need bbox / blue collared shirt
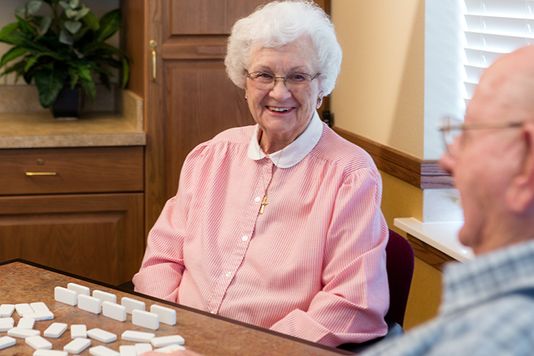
[363,240,534,356]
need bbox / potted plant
[0,0,129,117]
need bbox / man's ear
[506,122,534,212]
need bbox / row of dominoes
[1,326,185,354]
[54,283,176,330]
[0,302,54,321]
[0,282,185,354]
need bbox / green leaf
[64,20,81,34]
[121,56,129,88]
[95,9,120,43]
[26,0,44,16]
[77,64,92,82]
[82,11,99,31]
[75,7,89,21]
[16,16,38,36]
[34,67,66,107]
[65,9,77,19]
[68,67,79,87]
[37,16,52,36]
[59,29,73,45]
[1,62,28,84]
[24,55,41,72]
[0,47,27,67]
[0,23,22,45]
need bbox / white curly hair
[225,0,342,96]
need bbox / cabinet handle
[25,172,57,177]
[150,40,157,81]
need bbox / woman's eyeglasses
[245,70,320,91]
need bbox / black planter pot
[51,86,83,118]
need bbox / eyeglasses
[439,116,525,150]
[245,70,320,91]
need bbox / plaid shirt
[364,240,534,356]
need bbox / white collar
[247,111,323,168]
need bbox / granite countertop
[0,90,146,149]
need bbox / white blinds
[463,0,534,101]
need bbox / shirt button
[225,271,232,278]
[241,235,249,242]
[254,196,261,203]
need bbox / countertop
[0,90,145,149]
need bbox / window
[423,0,534,223]
[463,0,534,104]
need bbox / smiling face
[244,37,322,153]
[439,60,530,253]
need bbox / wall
[330,0,442,330]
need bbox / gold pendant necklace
[259,193,269,214]
[257,134,284,215]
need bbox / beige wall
[331,0,425,159]
[331,0,442,329]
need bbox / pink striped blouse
[133,114,389,346]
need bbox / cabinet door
[0,193,144,285]
[144,0,330,231]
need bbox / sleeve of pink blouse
[270,167,389,346]
[131,196,185,302]
[131,149,199,302]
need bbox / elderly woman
[133,0,389,347]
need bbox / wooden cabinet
[124,0,330,233]
[0,146,144,285]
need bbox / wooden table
[0,260,348,355]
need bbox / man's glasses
[438,116,525,150]
[245,70,320,91]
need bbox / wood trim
[405,234,453,271]
[333,127,453,189]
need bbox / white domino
[92,290,117,304]
[17,317,36,329]
[0,317,14,332]
[121,330,155,343]
[102,301,126,322]
[54,286,77,306]
[78,294,102,314]
[150,335,185,348]
[15,303,33,317]
[87,328,117,343]
[67,282,90,296]
[7,327,40,338]
[89,345,120,356]
[30,302,51,314]
[121,297,145,314]
[44,322,68,338]
[119,345,136,356]
[26,335,52,350]
[0,336,16,350]
[0,304,14,317]
[150,304,177,326]
[64,338,91,354]
[135,343,153,353]
[34,350,69,356]
[132,309,159,330]
[154,344,186,353]
[71,324,87,339]
[29,302,54,321]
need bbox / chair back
[384,228,414,327]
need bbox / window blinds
[463,0,534,101]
